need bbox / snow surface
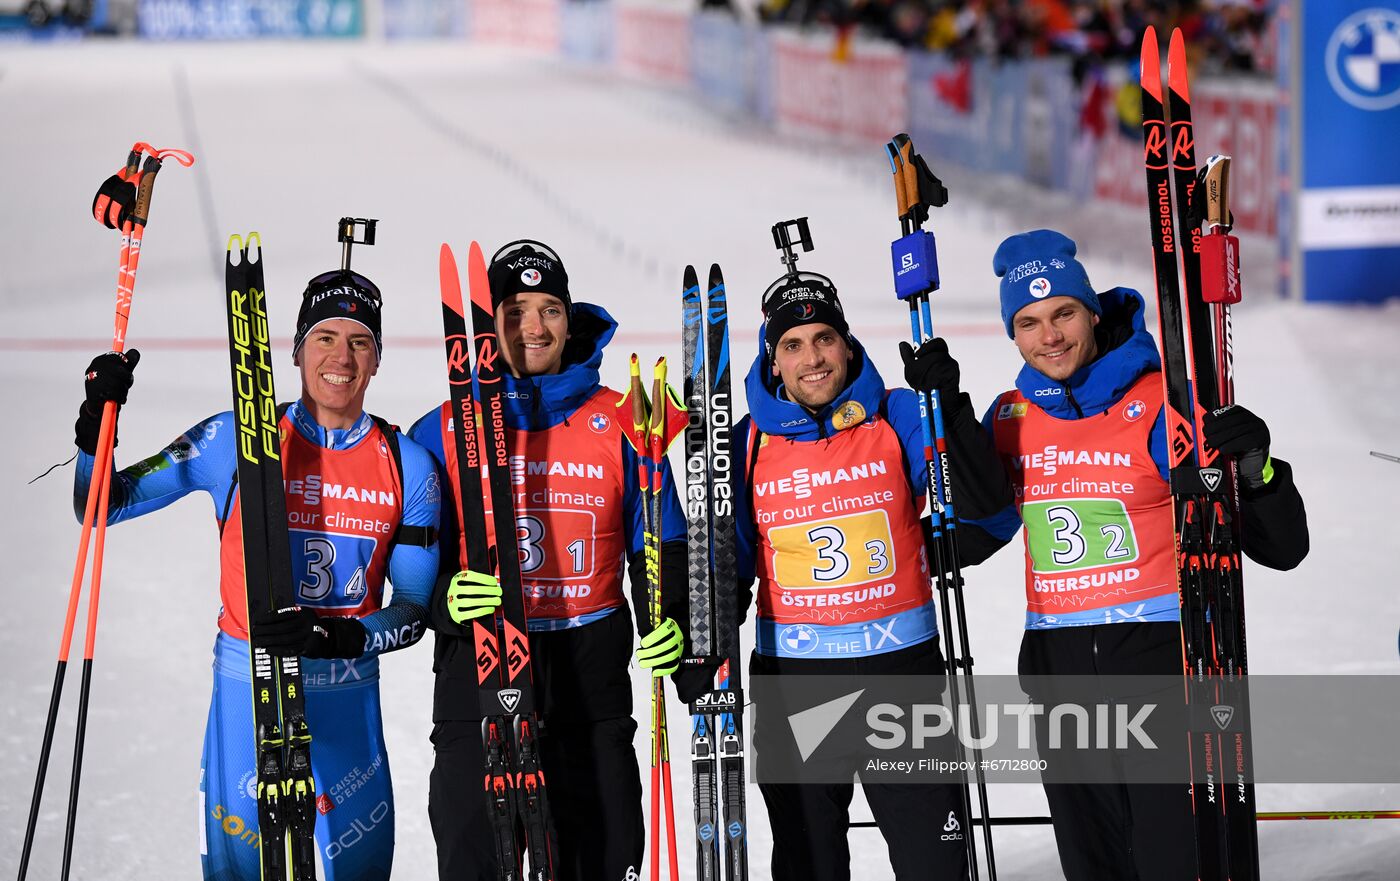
[1,40,1397,881]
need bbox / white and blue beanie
[993,229,1100,338]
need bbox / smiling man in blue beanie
[900,228,1310,879]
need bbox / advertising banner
[1193,81,1278,237]
[138,0,361,38]
[614,3,690,83]
[470,0,559,50]
[770,30,906,144]
[383,0,463,38]
[907,55,1073,184]
[560,0,611,63]
[907,52,981,170]
[1296,1,1400,301]
[692,10,754,115]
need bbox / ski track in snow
[1,41,1397,881]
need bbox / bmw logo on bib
[780,624,819,655]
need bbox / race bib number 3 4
[289,529,378,608]
[1023,498,1139,574]
[769,511,896,589]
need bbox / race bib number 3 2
[1023,498,1139,574]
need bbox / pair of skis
[223,236,319,881]
[883,134,997,880]
[439,242,555,881]
[1140,27,1256,881]
[680,264,748,881]
[618,353,686,881]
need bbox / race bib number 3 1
[769,511,896,589]
[1023,498,1139,574]
[515,508,597,581]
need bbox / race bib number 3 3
[769,511,896,589]
[1023,498,1139,574]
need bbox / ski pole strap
[130,143,195,166]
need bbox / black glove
[899,338,960,399]
[673,659,723,705]
[75,349,140,455]
[1202,404,1271,492]
[92,171,138,230]
[250,607,367,660]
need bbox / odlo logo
[941,810,964,841]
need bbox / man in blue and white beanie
[899,225,1310,881]
[993,228,1102,339]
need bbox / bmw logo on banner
[1326,9,1400,111]
[1294,3,1400,302]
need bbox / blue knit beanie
[992,229,1100,337]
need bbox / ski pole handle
[887,134,912,222]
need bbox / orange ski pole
[17,143,191,881]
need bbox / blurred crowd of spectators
[749,0,1277,75]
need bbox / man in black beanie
[728,262,1012,881]
[410,238,704,881]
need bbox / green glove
[446,570,503,625]
[636,617,684,677]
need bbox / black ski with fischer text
[224,234,318,881]
[439,242,555,881]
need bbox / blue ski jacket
[74,400,441,678]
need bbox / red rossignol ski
[1140,27,1258,881]
[440,242,555,881]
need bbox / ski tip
[1168,28,1190,101]
[226,233,243,256]
[708,263,724,284]
[246,232,261,264]
[630,352,641,374]
[465,240,490,309]
[684,263,699,288]
[1140,27,1161,100]
[439,242,458,275]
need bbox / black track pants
[429,716,644,881]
